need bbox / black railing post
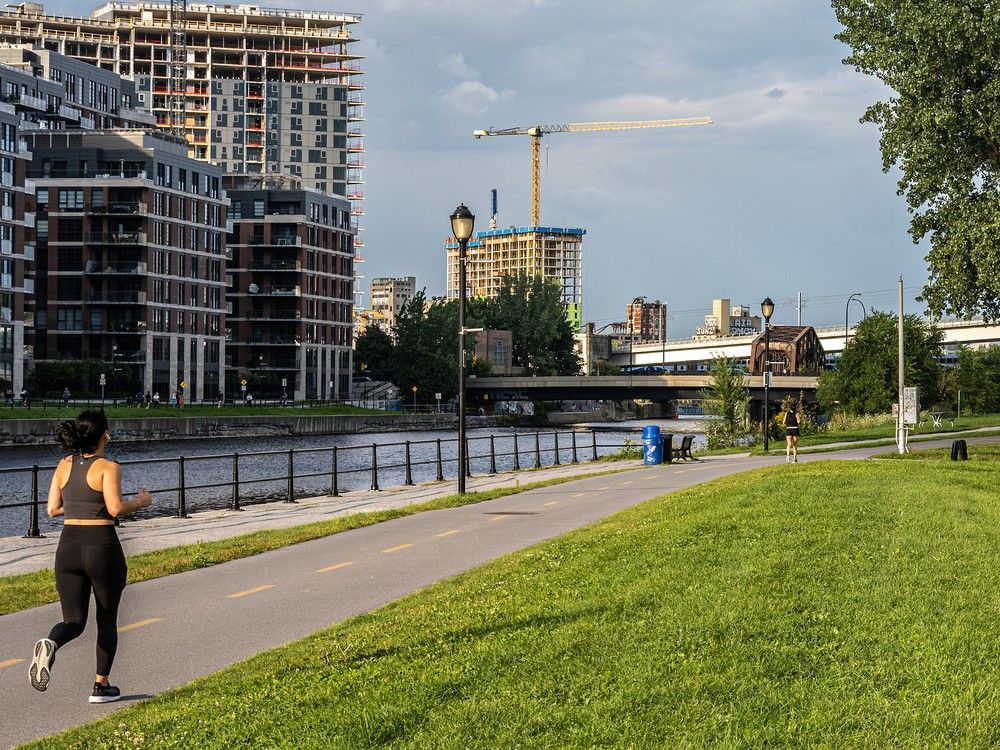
[24,465,42,539]
[571,431,578,463]
[330,446,340,497]
[553,431,561,465]
[489,435,497,474]
[370,443,380,491]
[284,449,296,503]
[592,430,598,461]
[513,433,520,470]
[534,432,542,469]
[231,452,242,511]
[177,456,188,518]
[435,439,444,481]
[404,441,414,485]
[465,437,472,477]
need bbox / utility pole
[897,276,907,454]
[797,291,803,326]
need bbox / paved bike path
[0,441,980,748]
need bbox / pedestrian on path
[28,409,153,703]
[783,401,800,463]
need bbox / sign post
[435,392,442,413]
[412,385,418,414]
[99,373,106,404]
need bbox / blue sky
[56,0,931,335]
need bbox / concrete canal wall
[0,413,498,446]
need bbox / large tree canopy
[817,311,942,414]
[833,0,1000,319]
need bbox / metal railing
[6,429,649,539]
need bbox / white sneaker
[29,638,57,692]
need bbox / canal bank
[0,412,499,446]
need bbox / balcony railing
[246,261,302,271]
[246,235,302,246]
[247,285,301,297]
[86,291,148,304]
[87,232,147,245]
[83,322,145,333]
[237,310,302,320]
[84,261,148,275]
[89,202,148,216]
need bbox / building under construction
[445,225,585,331]
[0,1,368,300]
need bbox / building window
[58,189,84,210]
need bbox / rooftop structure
[445,225,585,331]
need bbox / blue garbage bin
[642,425,663,465]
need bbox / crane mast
[168,0,188,141]
[474,117,712,226]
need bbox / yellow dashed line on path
[436,529,461,538]
[645,475,659,480]
[316,561,355,573]
[117,618,163,633]
[227,585,275,599]
[597,486,610,491]
[572,492,585,498]
[544,501,559,507]
[381,543,413,553]
[622,481,633,486]
[489,515,510,523]
[0,658,25,669]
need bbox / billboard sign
[903,387,919,425]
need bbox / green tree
[354,325,394,380]
[833,1,1000,319]
[701,356,751,449]
[955,344,1000,413]
[479,274,580,375]
[817,311,942,414]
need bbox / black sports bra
[62,455,114,521]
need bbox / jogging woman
[29,409,152,703]
[783,402,800,463]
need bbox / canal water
[0,419,705,538]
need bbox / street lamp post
[451,203,475,494]
[845,293,866,342]
[760,297,774,452]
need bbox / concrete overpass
[467,374,819,402]
[612,318,1000,370]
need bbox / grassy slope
[25,459,1000,749]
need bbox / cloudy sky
[60,0,930,335]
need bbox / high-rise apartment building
[226,185,354,400]
[624,297,667,343]
[28,129,227,401]
[369,276,415,337]
[0,105,33,394]
[445,226,585,330]
[0,2,365,353]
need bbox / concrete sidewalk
[0,457,651,577]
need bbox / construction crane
[474,117,713,226]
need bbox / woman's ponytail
[55,409,109,454]
[55,420,80,453]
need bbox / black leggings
[49,525,128,676]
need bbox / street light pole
[845,293,866,343]
[761,296,774,452]
[451,203,475,494]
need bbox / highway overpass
[467,374,819,402]
[612,318,1000,370]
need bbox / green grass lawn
[882,442,1000,462]
[0,403,390,420]
[25,458,1000,749]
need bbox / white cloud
[441,80,515,115]
[439,52,479,81]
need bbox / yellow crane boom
[474,117,713,226]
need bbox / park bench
[672,434,696,462]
